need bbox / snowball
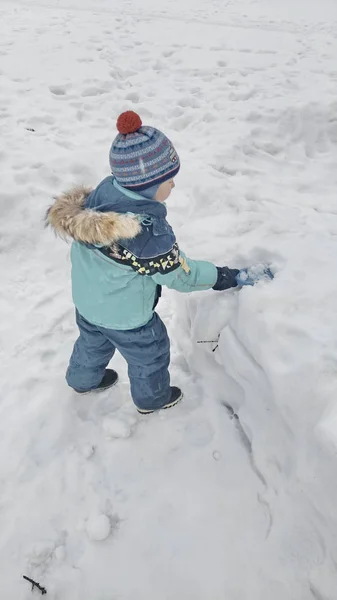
[86,515,111,542]
[103,418,132,439]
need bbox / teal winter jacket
[47,177,218,330]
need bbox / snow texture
[1,0,337,598]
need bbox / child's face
[155,179,175,202]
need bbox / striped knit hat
[109,111,180,191]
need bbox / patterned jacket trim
[99,242,188,276]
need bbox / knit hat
[109,111,180,191]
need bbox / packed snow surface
[1,0,337,598]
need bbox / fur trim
[46,186,141,245]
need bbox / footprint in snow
[229,88,257,101]
[49,85,68,96]
[81,86,108,97]
[162,49,176,58]
[125,91,140,103]
[177,96,201,109]
[77,56,94,63]
[170,106,184,118]
[75,392,124,423]
[171,114,195,132]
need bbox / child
[47,111,249,414]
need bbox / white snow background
[1,0,337,598]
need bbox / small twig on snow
[23,575,47,595]
[197,334,220,352]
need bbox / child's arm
[99,236,239,293]
[150,251,238,293]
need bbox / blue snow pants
[66,310,171,412]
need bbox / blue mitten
[235,265,274,287]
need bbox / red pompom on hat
[117,111,142,135]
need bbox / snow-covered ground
[1,0,337,597]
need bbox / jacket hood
[46,186,141,245]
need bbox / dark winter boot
[75,369,118,394]
[137,386,183,415]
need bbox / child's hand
[213,267,240,291]
[235,265,274,287]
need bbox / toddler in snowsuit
[47,111,244,413]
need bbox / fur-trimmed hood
[46,186,141,245]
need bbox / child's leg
[112,313,171,412]
[66,310,116,392]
